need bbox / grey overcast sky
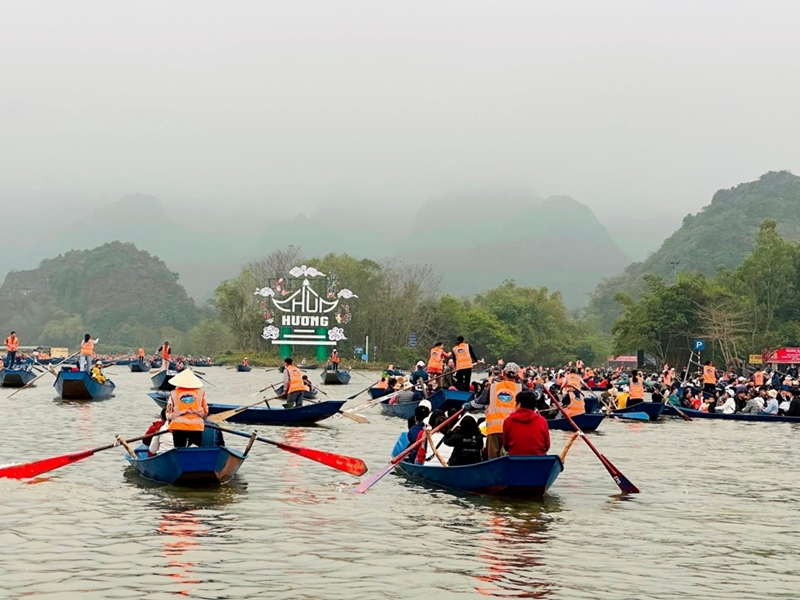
[1,1,798,230]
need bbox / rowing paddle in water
[0,429,169,480]
[206,423,367,477]
[542,386,639,494]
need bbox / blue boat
[378,389,446,419]
[151,368,180,391]
[148,393,345,426]
[395,454,563,497]
[129,361,151,373]
[612,401,663,421]
[321,368,351,385]
[663,405,800,423]
[54,370,115,400]
[440,389,473,413]
[236,364,252,372]
[547,412,605,432]
[0,366,37,388]
[368,386,391,399]
[584,396,599,414]
[124,431,250,486]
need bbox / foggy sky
[2,1,799,250]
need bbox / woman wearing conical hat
[166,369,209,448]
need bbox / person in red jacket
[502,389,550,456]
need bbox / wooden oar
[207,423,368,477]
[354,408,466,493]
[559,432,580,463]
[542,387,639,494]
[209,395,283,423]
[0,429,168,479]
[340,370,456,417]
[8,350,81,398]
[425,430,447,466]
[313,387,369,424]
[668,401,693,422]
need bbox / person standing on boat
[282,358,307,408]
[628,371,645,406]
[137,346,146,364]
[79,333,97,372]
[427,342,451,389]
[468,362,522,459]
[330,349,340,371]
[165,369,209,448]
[4,331,19,368]
[243,357,249,367]
[702,361,717,398]
[158,341,172,366]
[502,390,550,457]
[452,336,478,392]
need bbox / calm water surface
[1,367,798,599]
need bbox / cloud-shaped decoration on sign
[288,265,326,278]
[262,325,281,340]
[337,289,358,299]
[328,327,347,341]
[254,287,275,297]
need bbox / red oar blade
[271,441,367,477]
[599,453,640,494]
[0,449,95,480]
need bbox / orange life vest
[585,368,594,379]
[5,336,18,352]
[168,388,208,432]
[629,379,645,400]
[331,352,340,364]
[242,358,249,366]
[565,373,583,390]
[485,380,521,436]
[138,347,145,357]
[753,371,764,386]
[564,391,585,417]
[80,339,95,356]
[286,365,306,394]
[663,371,673,387]
[375,379,388,390]
[453,343,473,371]
[427,347,445,372]
[703,365,716,385]
[161,344,171,361]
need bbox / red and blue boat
[54,369,115,400]
[148,393,345,426]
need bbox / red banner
[765,348,800,363]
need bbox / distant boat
[150,365,182,391]
[54,369,115,401]
[236,364,252,372]
[129,361,151,373]
[0,365,37,388]
[547,412,605,432]
[663,405,800,423]
[612,401,663,421]
[321,368,351,385]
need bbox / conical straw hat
[168,369,204,389]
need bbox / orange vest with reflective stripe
[485,381,521,435]
[161,345,171,360]
[80,340,95,356]
[703,365,716,385]
[168,388,208,432]
[453,343,472,371]
[564,392,585,417]
[427,347,445,372]
[5,336,18,352]
[753,371,764,386]
[286,365,306,394]
[629,379,644,400]
[566,373,582,390]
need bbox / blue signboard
[693,339,706,351]
[409,333,417,348]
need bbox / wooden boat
[321,368,351,385]
[151,368,180,391]
[124,429,249,485]
[114,359,134,366]
[440,389,473,413]
[663,404,800,423]
[378,389,446,419]
[129,361,151,373]
[54,370,115,401]
[612,401,663,421]
[395,454,563,497]
[368,386,391,399]
[236,364,252,372]
[547,412,605,432]
[273,384,318,400]
[148,393,343,426]
[0,366,37,388]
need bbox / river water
[0,367,798,599]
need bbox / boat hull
[149,393,344,425]
[129,361,151,373]
[54,371,115,400]
[612,401,663,421]
[547,412,606,432]
[321,368,351,385]
[126,445,246,485]
[441,389,473,413]
[236,365,252,372]
[378,389,446,419]
[273,384,318,400]
[151,369,179,391]
[663,405,800,423]
[396,455,563,497]
[0,367,36,387]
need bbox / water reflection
[123,467,249,509]
[158,508,204,597]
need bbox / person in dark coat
[442,415,484,466]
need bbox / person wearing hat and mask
[717,388,736,414]
[759,389,780,416]
[90,360,107,384]
[166,369,209,447]
[391,380,417,404]
[468,362,521,459]
[410,361,429,386]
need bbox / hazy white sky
[1,1,798,230]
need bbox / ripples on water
[0,369,798,599]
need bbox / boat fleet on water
[1,332,795,498]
